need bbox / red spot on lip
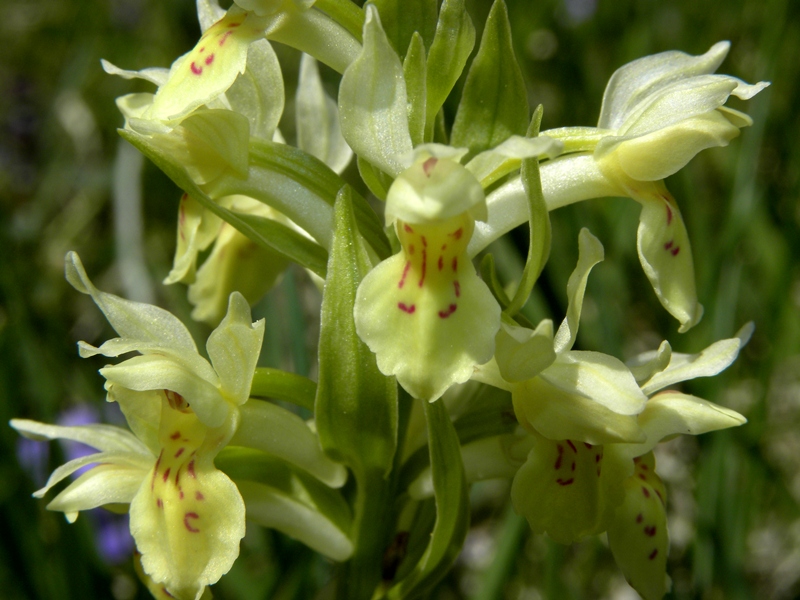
[419,246,427,287]
[665,203,673,225]
[404,223,413,233]
[454,281,460,297]
[174,447,185,458]
[584,443,593,449]
[664,240,674,250]
[642,486,651,498]
[184,512,200,533]
[156,498,163,508]
[671,247,680,256]
[639,473,647,480]
[218,30,233,46]
[204,53,215,66]
[451,257,458,272]
[438,304,457,319]
[648,549,658,560]
[438,256,444,271]
[170,431,181,440]
[162,468,171,483]
[187,460,196,478]
[566,440,577,453]
[450,228,463,240]
[190,62,203,75]
[151,450,163,490]
[398,260,411,289]
[636,513,643,523]
[570,462,576,471]
[556,478,574,486]
[195,491,205,501]
[398,302,416,314]
[409,244,415,255]
[554,444,564,469]
[175,467,181,485]
[644,525,657,537]
[422,157,438,176]
[229,21,241,27]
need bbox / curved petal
[206,292,265,405]
[164,193,222,285]
[35,451,152,499]
[608,453,671,600]
[511,435,631,544]
[553,228,605,353]
[495,319,556,383]
[10,418,150,455]
[640,322,753,395]
[101,59,170,87]
[47,463,147,517]
[106,385,163,455]
[618,392,746,459]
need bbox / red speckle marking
[179,490,184,500]
[438,304,457,319]
[584,443,593,449]
[636,513,643,523]
[162,468,171,483]
[450,228,463,240]
[644,526,657,537]
[199,46,205,53]
[451,257,458,272]
[409,244,415,255]
[441,244,447,251]
[665,203,673,225]
[229,22,241,27]
[422,157,438,176]
[571,462,576,471]
[648,549,658,560]
[640,464,648,470]
[595,454,601,462]
[642,486,651,498]
[671,247,680,256]
[404,223,414,233]
[218,30,233,46]
[190,61,203,75]
[170,431,181,440]
[162,587,175,598]
[454,281,461,297]
[664,240,674,250]
[438,256,444,271]
[151,450,163,490]
[195,491,205,501]
[556,478,574,486]
[187,460,196,478]
[184,512,200,533]
[419,246,427,287]
[174,447,185,458]
[655,489,665,505]
[398,261,411,289]
[639,473,648,480]
[398,303,416,314]
[566,440,577,453]
[157,498,163,509]
[174,467,181,485]
[554,445,564,469]
[204,53,215,66]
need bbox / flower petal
[635,186,703,332]
[35,451,152,499]
[163,193,223,285]
[553,228,605,353]
[511,435,631,544]
[598,41,730,130]
[495,319,556,383]
[100,356,228,429]
[10,418,150,455]
[206,292,265,405]
[47,463,147,517]
[640,322,753,395]
[465,135,562,188]
[618,392,746,460]
[101,59,169,87]
[607,453,671,600]
[106,385,163,455]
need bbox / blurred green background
[1,0,798,598]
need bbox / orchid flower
[470,41,769,332]
[164,53,353,325]
[10,253,349,599]
[342,6,560,401]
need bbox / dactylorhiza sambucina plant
[12,1,771,599]
[12,253,351,600]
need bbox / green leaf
[119,129,330,278]
[372,0,437,58]
[250,367,317,411]
[387,399,469,598]
[505,106,551,317]
[425,0,476,141]
[450,0,529,156]
[403,32,428,147]
[314,0,366,43]
[315,187,398,475]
